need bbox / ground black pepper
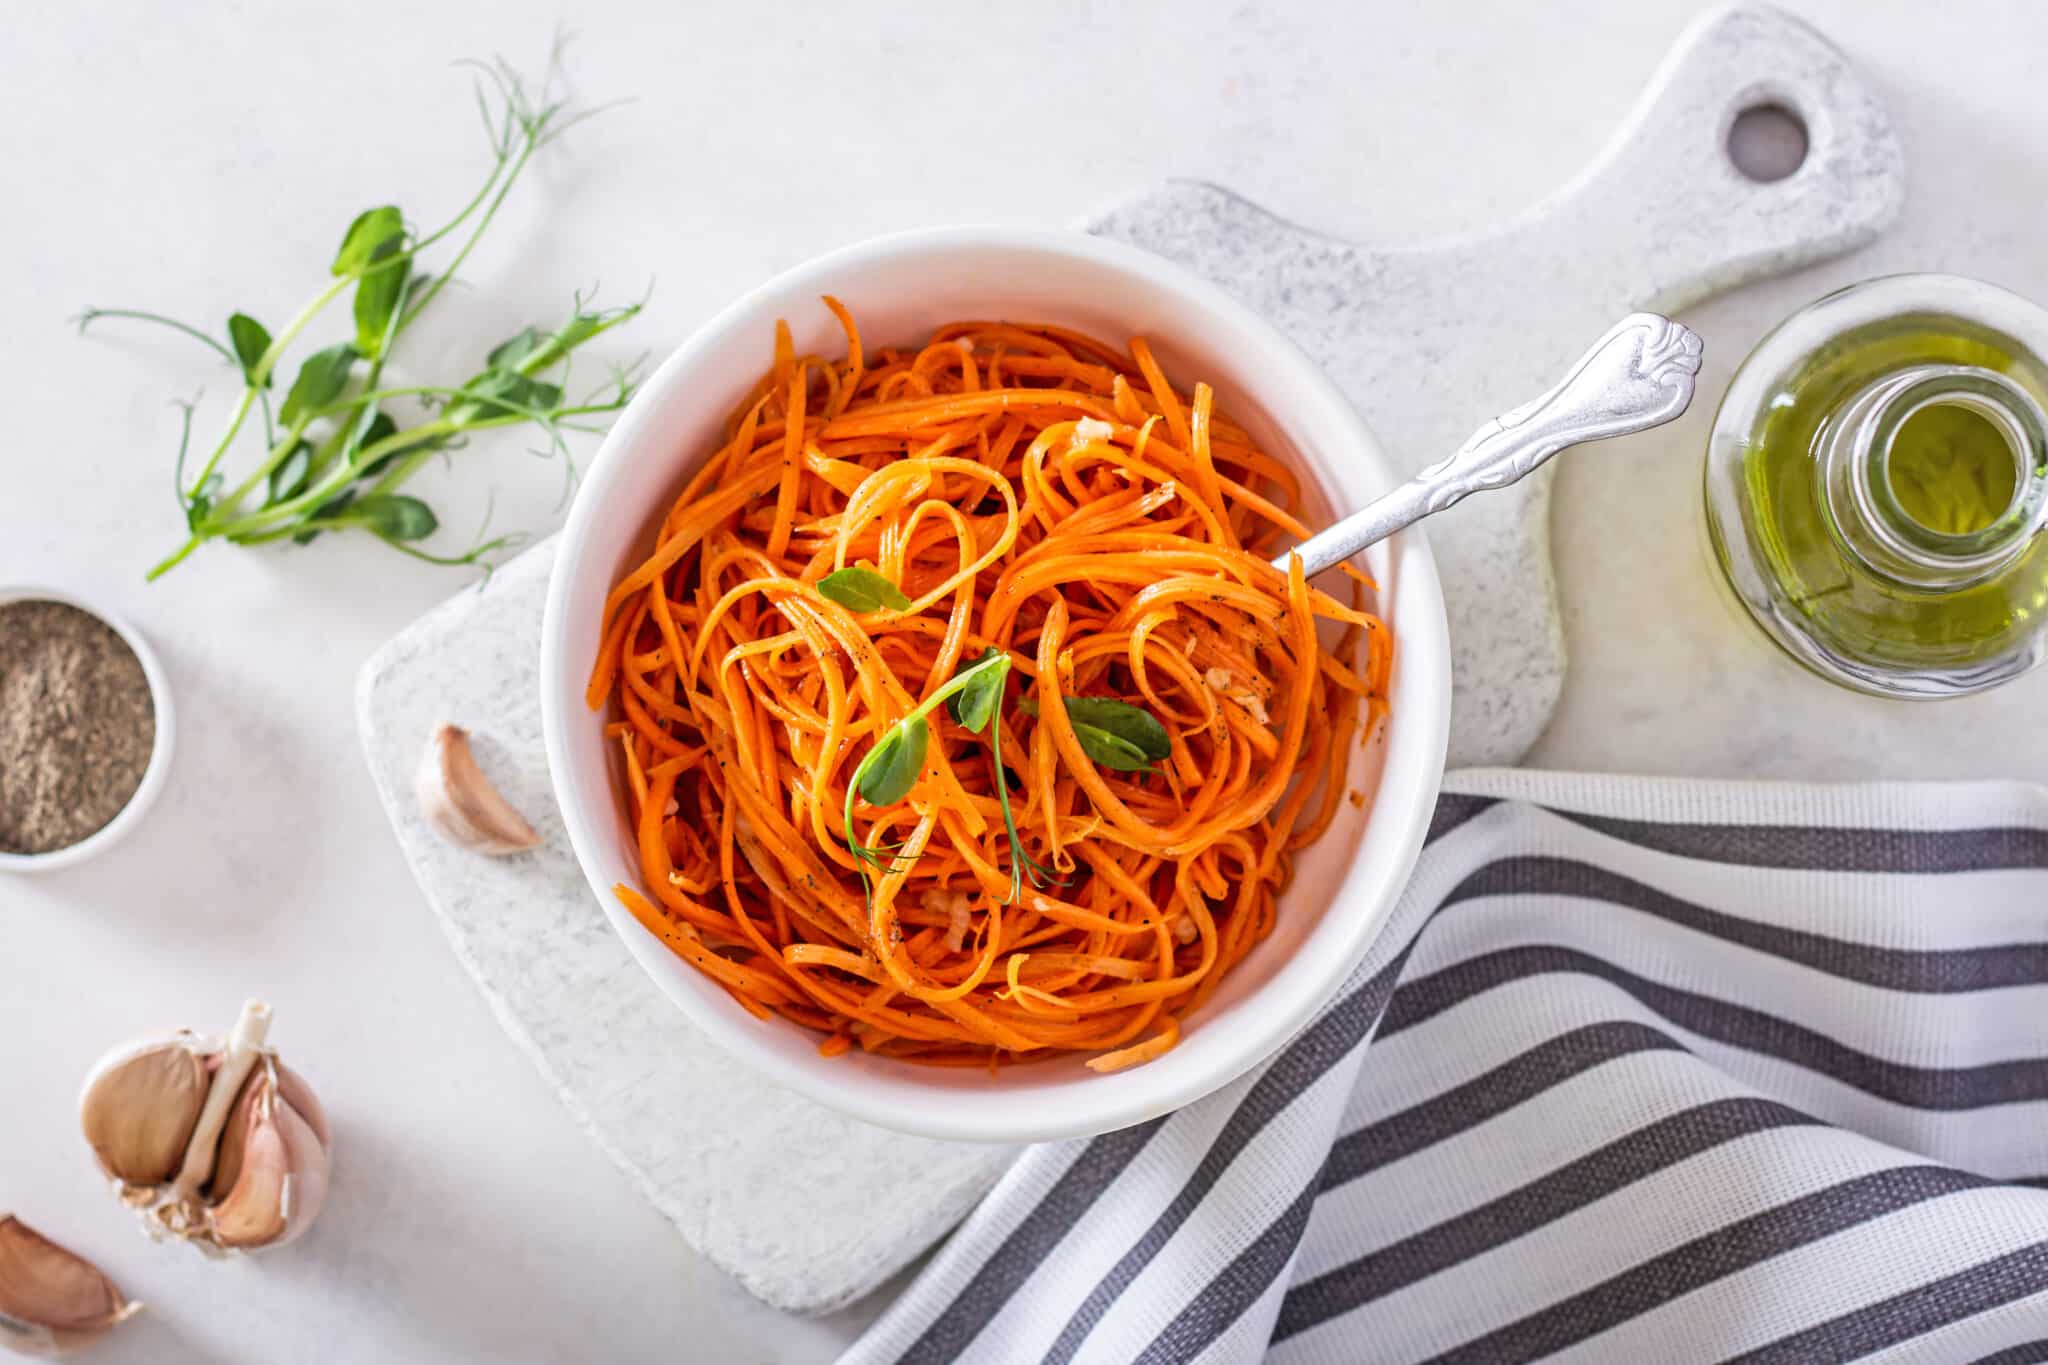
[0,600,156,854]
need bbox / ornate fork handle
[1281,313,1704,578]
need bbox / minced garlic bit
[1202,666,1272,726]
[1069,417,1114,450]
[930,889,974,953]
[1170,912,1198,945]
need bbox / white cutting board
[1089,3,1902,765]
[356,542,1016,1315]
[356,2,1901,1318]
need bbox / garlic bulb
[416,723,542,855]
[78,1001,332,1255]
[0,1215,138,1357]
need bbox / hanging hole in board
[1727,103,1809,183]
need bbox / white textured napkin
[842,769,2048,1363]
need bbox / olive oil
[1706,275,2048,697]
[1886,402,2017,535]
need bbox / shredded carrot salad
[587,303,1391,1071]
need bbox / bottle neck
[1820,363,2048,590]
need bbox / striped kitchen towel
[841,770,2048,1364]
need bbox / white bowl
[540,226,1450,1143]
[0,586,176,873]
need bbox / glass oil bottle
[1704,274,2048,697]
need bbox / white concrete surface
[4,2,2045,1361]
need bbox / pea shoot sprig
[824,567,1174,908]
[78,48,645,580]
[842,646,1058,909]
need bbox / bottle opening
[1884,400,2020,537]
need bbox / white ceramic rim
[0,586,176,873]
[540,224,1450,1143]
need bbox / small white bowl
[0,586,176,873]
[540,226,1450,1143]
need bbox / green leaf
[817,567,911,613]
[227,313,272,385]
[1063,698,1171,761]
[353,494,438,542]
[546,311,609,353]
[857,717,927,806]
[507,375,564,412]
[446,368,564,424]
[497,307,638,377]
[278,343,358,426]
[185,473,222,531]
[352,242,410,357]
[486,326,544,371]
[292,490,355,545]
[268,441,312,504]
[514,314,604,373]
[332,206,403,276]
[1070,728,1154,772]
[1021,695,1171,773]
[352,409,405,474]
[946,649,1008,734]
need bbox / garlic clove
[206,1071,255,1209]
[78,1034,212,1189]
[272,1061,331,1154]
[207,1062,332,1252]
[416,723,542,855]
[0,1215,139,1358]
[215,1061,329,1197]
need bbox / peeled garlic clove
[416,723,542,855]
[78,1034,211,1189]
[207,1061,332,1252]
[0,1215,139,1358]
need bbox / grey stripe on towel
[842,772,2048,1364]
